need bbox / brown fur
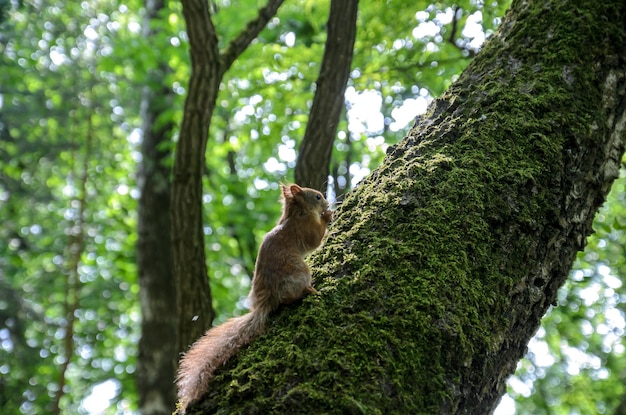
[176,184,332,412]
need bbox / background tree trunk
[136,0,178,413]
[186,0,626,413]
[295,0,359,193]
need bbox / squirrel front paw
[321,210,333,224]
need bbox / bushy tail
[176,310,267,411]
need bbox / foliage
[3,0,625,413]
[0,0,141,412]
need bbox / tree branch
[446,6,477,57]
[220,0,285,72]
[52,87,93,415]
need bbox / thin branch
[446,6,477,57]
[220,0,285,72]
[448,6,460,45]
[51,87,93,415]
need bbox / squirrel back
[176,184,332,412]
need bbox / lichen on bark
[187,1,625,414]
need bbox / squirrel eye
[316,194,321,200]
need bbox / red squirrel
[176,184,333,412]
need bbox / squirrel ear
[281,184,292,200]
[290,184,303,196]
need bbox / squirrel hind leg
[281,289,315,304]
[279,273,317,304]
[305,285,319,295]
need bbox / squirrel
[176,183,333,412]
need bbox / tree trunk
[172,0,220,355]
[295,0,359,193]
[173,0,285,354]
[186,0,626,413]
[136,0,178,413]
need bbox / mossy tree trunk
[189,0,626,413]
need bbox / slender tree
[52,90,93,415]
[173,0,285,355]
[184,0,626,413]
[295,0,359,192]
[136,0,178,412]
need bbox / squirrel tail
[176,310,267,411]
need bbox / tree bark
[186,0,626,413]
[136,0,178,413]
[173,0,285,355]
[295,0,359,193]
[173,0,220,357]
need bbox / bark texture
[295,0,359,192]
[136,1,178,413]
[173,0,220,355]
[187,0,626,413]
[173,0,285,355]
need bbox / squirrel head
[280,184,331,221]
